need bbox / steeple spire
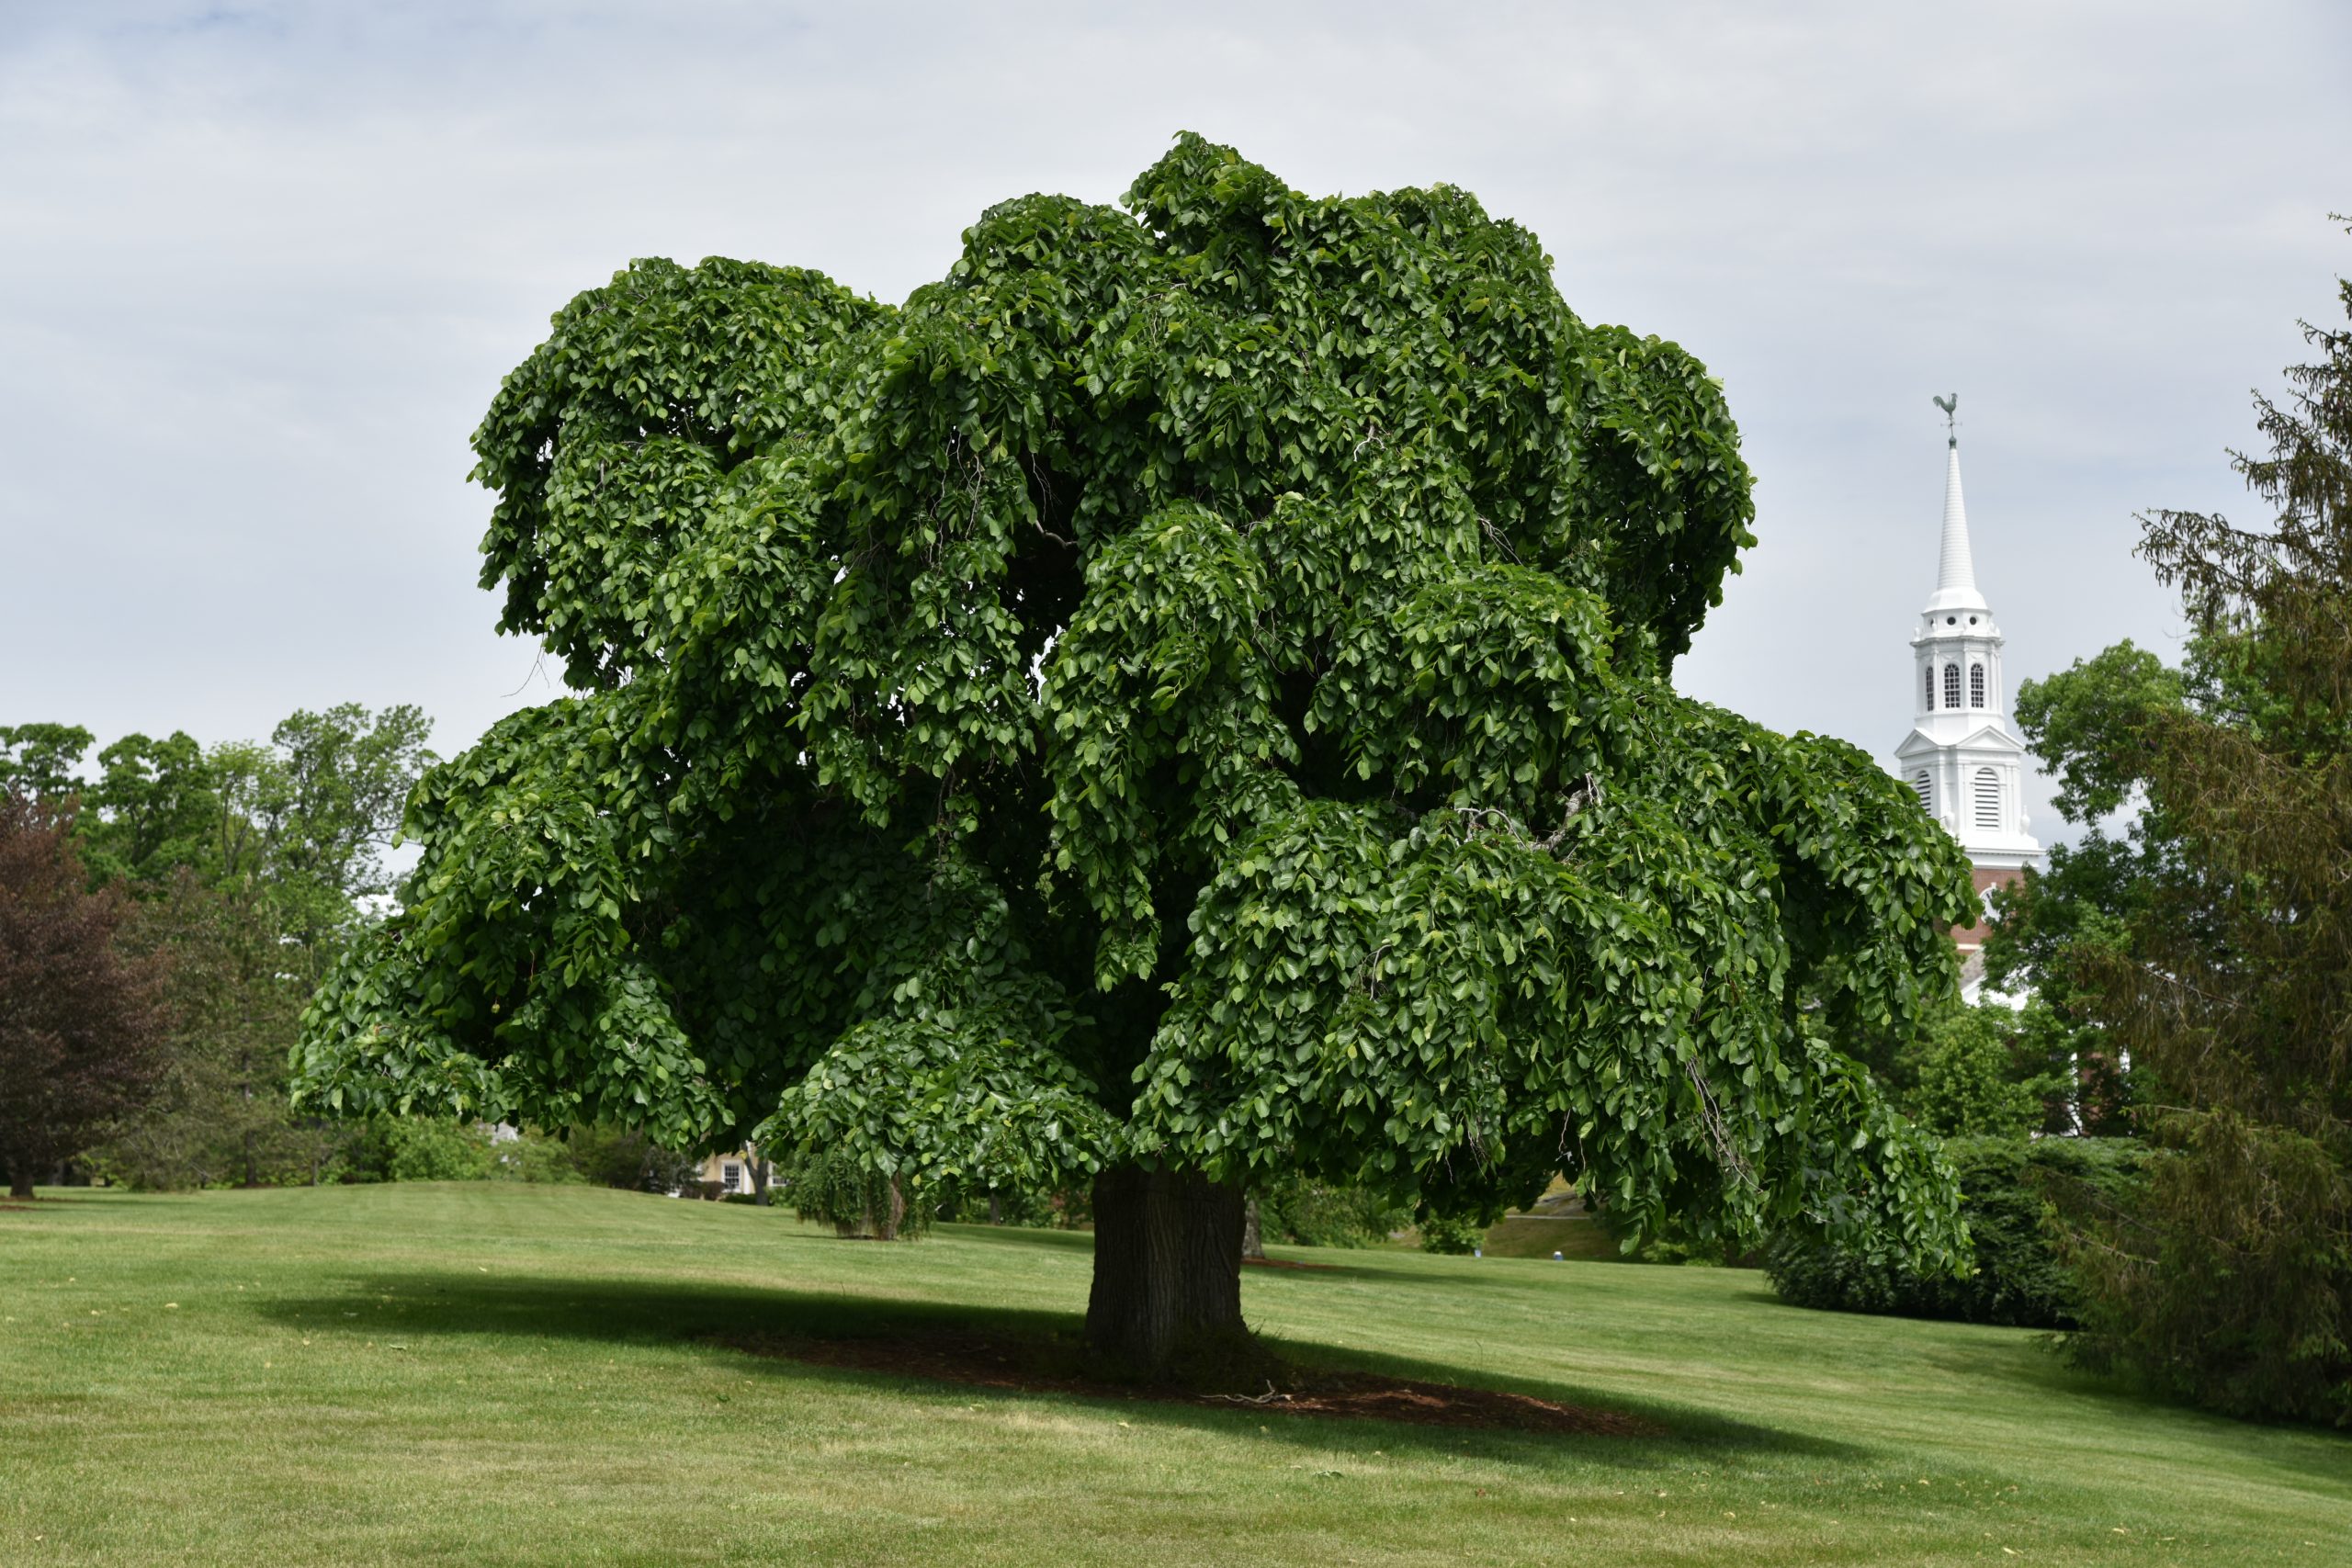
[1936,440,1980,599]
[1923,397,1988,615]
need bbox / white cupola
[1893,400,2041,874]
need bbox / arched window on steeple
[1913,771,1931,811]
[1943,663,1962,710]
[1970,663,1986,708]
[1974,767,2001,830]
[1924,665,1937,710]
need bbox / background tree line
[1,705,438,1188]
[1,703,730,1195]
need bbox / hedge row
[1766,1136,2144,1327]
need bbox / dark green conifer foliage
[296,137,1974,1369]
[2007,253,2352,1425]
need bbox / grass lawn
[2,1183,2345,1566]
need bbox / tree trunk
[1085,1164,1249,1379]
[752,1155,771,1207]
[1240,1194,1265,1259]
[871,1177,906,1242]
[7,1162,33,1201]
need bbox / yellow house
[685,1147,767,1197]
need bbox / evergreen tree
[2000,244,2352,1425]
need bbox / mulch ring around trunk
[715,1328,1659,1438]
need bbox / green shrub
[774,1144,925,1239]
[934,1179,1092,1228]
[347,1120,673,1187]
[1258,1176,1408,1249]
[486,1131,585,1184]
[1418,1213,1486,1255]
[1768,1136,2145,1327]
[1634,1227,1757,1267]
[1901,1004,2056,1138]
[383,1119,492,1182]
[554,1124,700,1192]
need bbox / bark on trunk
[7,1164,33,1201]
[1085,1164,1248,1379]
[848,1176,908,1240]
[1240,1194,1265,1260]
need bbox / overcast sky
[5,2,2346,846]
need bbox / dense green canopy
[298,135,1972,1259]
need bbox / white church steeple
[1926,438,1987,615]
[1894,398,2041,874]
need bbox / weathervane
[1931,392,1960,446]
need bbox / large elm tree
[297,135,1973,1375]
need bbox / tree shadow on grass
[1238,1257,1551,1292]
[255,1267,1863,1468]
[929,1221,1095,1254]
[4,1189,178,1208]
